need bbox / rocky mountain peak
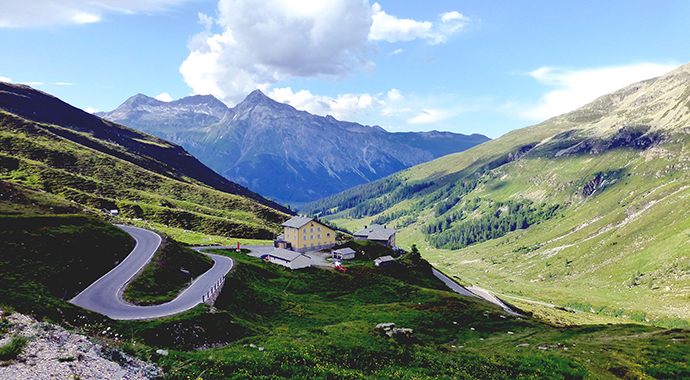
[101,93,231,123]
[101,89,490,204]
[233,89,299,117]
[122,93,157,107]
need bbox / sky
[1,0,689,139]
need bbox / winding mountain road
[431,268,519,315]
[70,225,233,320]
[71,224,515,319]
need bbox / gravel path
[0,312,162,380]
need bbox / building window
[310,235,314,240]
[311,243,314,247]
[318,234,321,239]
[303,244,306,248]
[286,234,290,239]
[310,227,314,232]
[303,236,307,240]
[318,227,321,232]
[327,233,331,237]
[318,242,321,246]
[293,235,296,240]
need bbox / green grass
[122,236,214,305]
[124,219,273,246]
[321,136,690,324]
[0,109,291,240]
[0,336,28,361]
[132,249,689,380]
[0,215,135,323]
[1,219,689,379]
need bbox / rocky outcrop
[0,312,161,379]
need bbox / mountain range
[0,82,290,238]
[306,61,690,323]
[98,90,489,206]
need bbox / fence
[201,276,226,305]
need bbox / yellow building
[278,216,336,253]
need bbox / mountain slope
[99,90,489,205]
[307,62,690,322]
[0,82,291,238]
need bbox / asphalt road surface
[70,225,233,320]
[431,268,519,315]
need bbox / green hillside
[2,220,689,379]
[0,82,291,238]
[305,62,690,323]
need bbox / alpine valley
[98,90,489,206]
[305,61,690,324]
[2,69,690,379]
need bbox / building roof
[267,248,309,262]
[281,216,314,228]
[333,247,355,255]
[353,224,396,241]
[374,255,395,264]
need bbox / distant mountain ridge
[99,91,489,205]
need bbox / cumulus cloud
[0,76,11,83]
[520,62,678,121]
[155,93,174,102]
[387,89,403,101]
[181,1,469,106]
[181,0,377,105]
[369,3,468,44]
[269,87,384,121]
[0,0,189,28]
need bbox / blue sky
[1,0,688,138]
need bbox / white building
[262,248,313,269]
[332,247,356,260]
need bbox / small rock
[156,349,169,356]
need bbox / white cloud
[269,87,384,121]
[369,4,431,43]
[520,62,678,121]
[441,11,463,23]
[181,0,377,105]
[387,89,403,101]
[155,93,174,102]
[181,1,469,106]
[0,0,190,28]
[21,82,44,86]
[85,107,99,114]
[369,2,468,45]
[390,48,404,56]
[408,108,452,124]
[0,76,11,83]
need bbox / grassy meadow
[2,216,690,379]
